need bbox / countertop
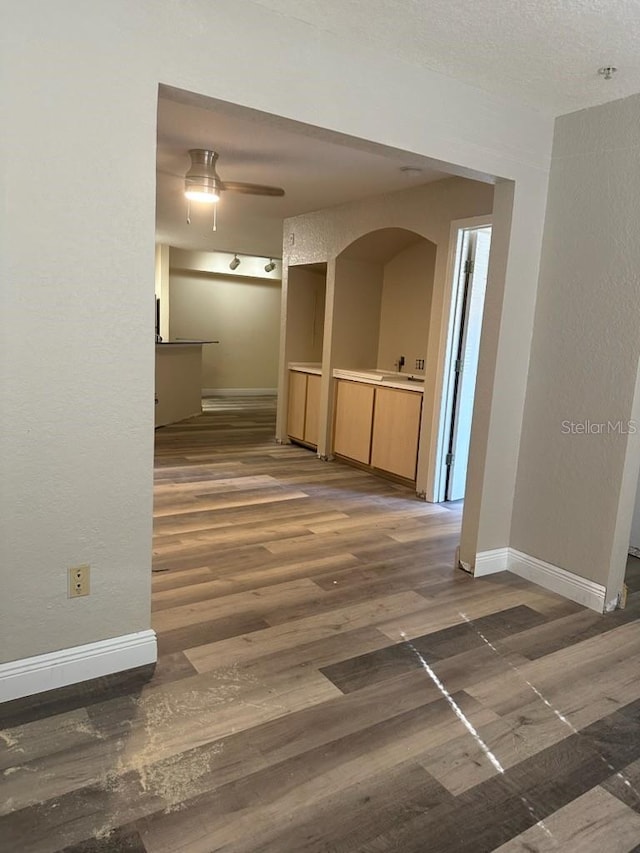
[333,368,425,393]
[287,362,425,391]
[288,362,322,375]
[156,340,219,346]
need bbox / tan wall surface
[332,257,384,370]
[378,240,436,373]
[169,267,281,391]
[285,267,326,364]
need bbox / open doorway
[437,221,492,502]
[154,88,515,597]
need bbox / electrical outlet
[68,564,90,598]
[415,358,425,370]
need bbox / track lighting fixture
[229,254,241,271]
[264,259,276,273]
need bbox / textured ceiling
[250,0,639,115]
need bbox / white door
[446,227,491,501]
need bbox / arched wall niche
[332,227,437,376]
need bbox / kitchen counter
[332,368,424,393]
[156,340,219,346]
[156,343,212,427]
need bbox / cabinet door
[371,387,422,480]
[333,380,375,463]
[287,371,308,441]
[304,373,321,446]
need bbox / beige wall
[378,240,436,373]
[332,257,384,369]
[285,266,326,364]
[169,265,282,391]
[510,92,640,601]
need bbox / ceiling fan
[180,148,284,231]
[184,149,285,202]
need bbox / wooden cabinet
[287,370,321,447]
[287,371,308,441]
[333,379,422,481]
[371,386,422,480]
[333,380,375,464]
[304,373,321,447]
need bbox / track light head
[229,254,241,271]
[264,259,276,273]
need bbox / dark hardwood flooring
[3,396,640,852]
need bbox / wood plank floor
[3,396,640,852]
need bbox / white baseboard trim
[202,388,277,397]
[508,549,606,612]
[473,548,510,577]
[473,547,606,612]
[0,629,157,703]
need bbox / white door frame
[432,215,493,503]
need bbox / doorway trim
[430,214,492,503]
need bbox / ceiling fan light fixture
[184,186,220,204]
[229,254,241,271]
[264,259,276,273]
[184,149,222,203]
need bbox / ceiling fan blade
[222,181,285,197]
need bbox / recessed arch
[336,226,436,264]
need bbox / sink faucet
[395,355,405,372]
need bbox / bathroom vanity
[332,369,423,482]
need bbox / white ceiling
[156,95,449,258]
[251,0,640,115]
